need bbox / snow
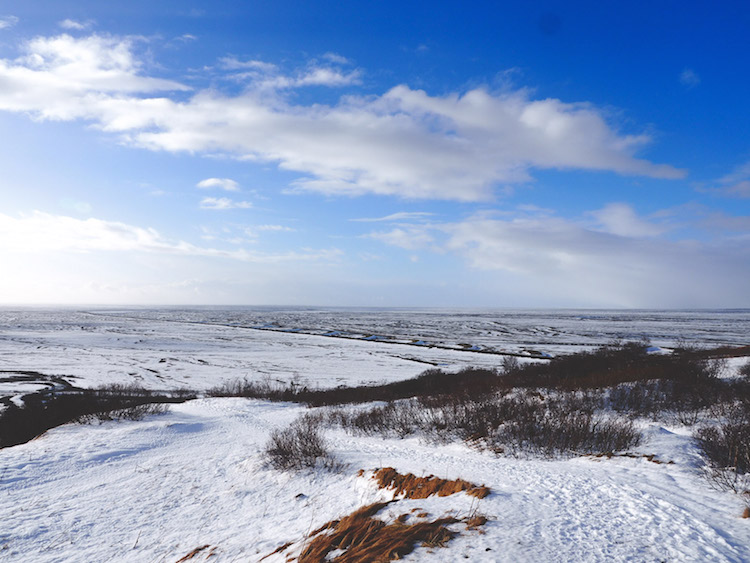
[0,309,518,394]
[2,399,749,562]
[2,308,750,561]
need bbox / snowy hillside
[2,308,750,562]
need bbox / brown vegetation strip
[263,470,491,562]
[371,467,491,499]
[296,502,463,562]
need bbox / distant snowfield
[1,308,750,561]
[3,399,750,562]
[0,309,516,396]
[2,307,749,397]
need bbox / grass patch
[370,467,490,499]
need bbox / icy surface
[1,308,750,561]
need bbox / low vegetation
[264,413,340,471]
[370,467,490,499]
[694,400,750,497]
[263,468,491,562]
[260,344,750,514]
[0,384,196,448]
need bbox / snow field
[2,398,749,562]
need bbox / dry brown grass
[262,469,490,562]
[742,506,750,519]
[296,502,463,562]
[174,544,212,562]
[372,467,491,499]
[465,515,488,530]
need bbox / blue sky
[0,1,749,307]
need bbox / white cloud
[59,19,92,30]
[702,160,750,198]
[218,57,277,71]
[322,52,351,65]
[295,67,361,86]
[256,224,295,232]
[0,211,336,263]
[0,15,18,29]
[714,160,750,198]
[366,210,750,307]
[366,227,435,250]
[723,181,750,198]
[199,197,252,210]
[196,177,240,191]
[0,32,685,201]
[351,212,434,222]
[588,203,668,237]
[680,68,700,88]
[0,34,189,121]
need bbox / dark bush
[0,386,195,448]
[76,402,170,424]
[265,414,340,471]
[695,402,750,493]
[329,388,639,458]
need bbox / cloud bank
[0,33,685,202]
[366,205,750,307]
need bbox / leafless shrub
[265,414,340,471]
[76,402,170,424]
[694,402,750,495]
[491,409,641,457]
[330,388,639,458]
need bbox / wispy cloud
[218,57,277,71]
[322,52,351,65]
[703,160,750,198]
[365,227,435,250]
[58,19,93,31]
[0,32,685,202]
[367,210,750,307]
[0,211,337,263]
[199,197,252,210]
[256,224,295,232]
[680,68,700,88]
[196,177,240,191]
[588,203,668,237]
[0,15,18,30]
[351,212,434,222]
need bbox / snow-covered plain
[2,308,750,562]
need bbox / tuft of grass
[371,467,490,499]
[295,502,471,562]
